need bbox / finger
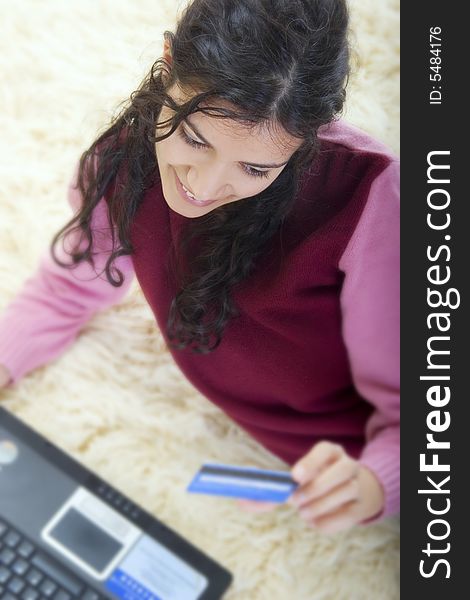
[236,499,278,513]
[298,478,360,522]
[308,501,361,535]
[291,441,345,484]
[289,456,358,507]
[306,456,359,501]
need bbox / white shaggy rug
[0,1,400,598]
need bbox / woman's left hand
[237,441,385,535]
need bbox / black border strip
[402,3,467,596]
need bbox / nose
[187,164,231,201]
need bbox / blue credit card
[187,462,299,503]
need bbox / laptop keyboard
[0,519,107,600]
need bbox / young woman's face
[155,85,302,218]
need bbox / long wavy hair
[50,0,350,353]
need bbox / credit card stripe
[200,465,295,484]
[198,474,295,492]
[188,485,290,502]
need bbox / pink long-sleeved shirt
[0,122,400,520]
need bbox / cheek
[247,171,281,196]
[248,180,271,196]
[232,169,281,199]
[159,131,209,170]
[225,177,274,203]
[156,137,184,166]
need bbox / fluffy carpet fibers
[0,1,400,598]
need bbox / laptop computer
[0,406,233,599]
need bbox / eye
[242,165,271,179]
[178,127,271,180]
[178,127,206,150]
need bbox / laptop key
[26,568,43,586]
[53,590,72,600]
[32,553,83,596]
[82,590,101,600]
[0,547,16,565]
[4,530,21,548]
[8,575,26,594]
[21,588,40,600]
[0,564,11,583]
[39,578,57,597]
[12,557,30,576]
[18,541,35,559]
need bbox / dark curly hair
[50,0,350,353]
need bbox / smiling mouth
[174,171,219,207]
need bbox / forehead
[168,84,302,158]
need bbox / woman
[0,0,399,535]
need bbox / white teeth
[182,184,196,199]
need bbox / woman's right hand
[0,364,12,389]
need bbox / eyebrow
[184,117,290,169]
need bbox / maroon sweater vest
[129,139,390,465]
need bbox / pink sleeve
[0,163,135,387]
[338,160,400,521]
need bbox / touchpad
[49,507,123,572]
